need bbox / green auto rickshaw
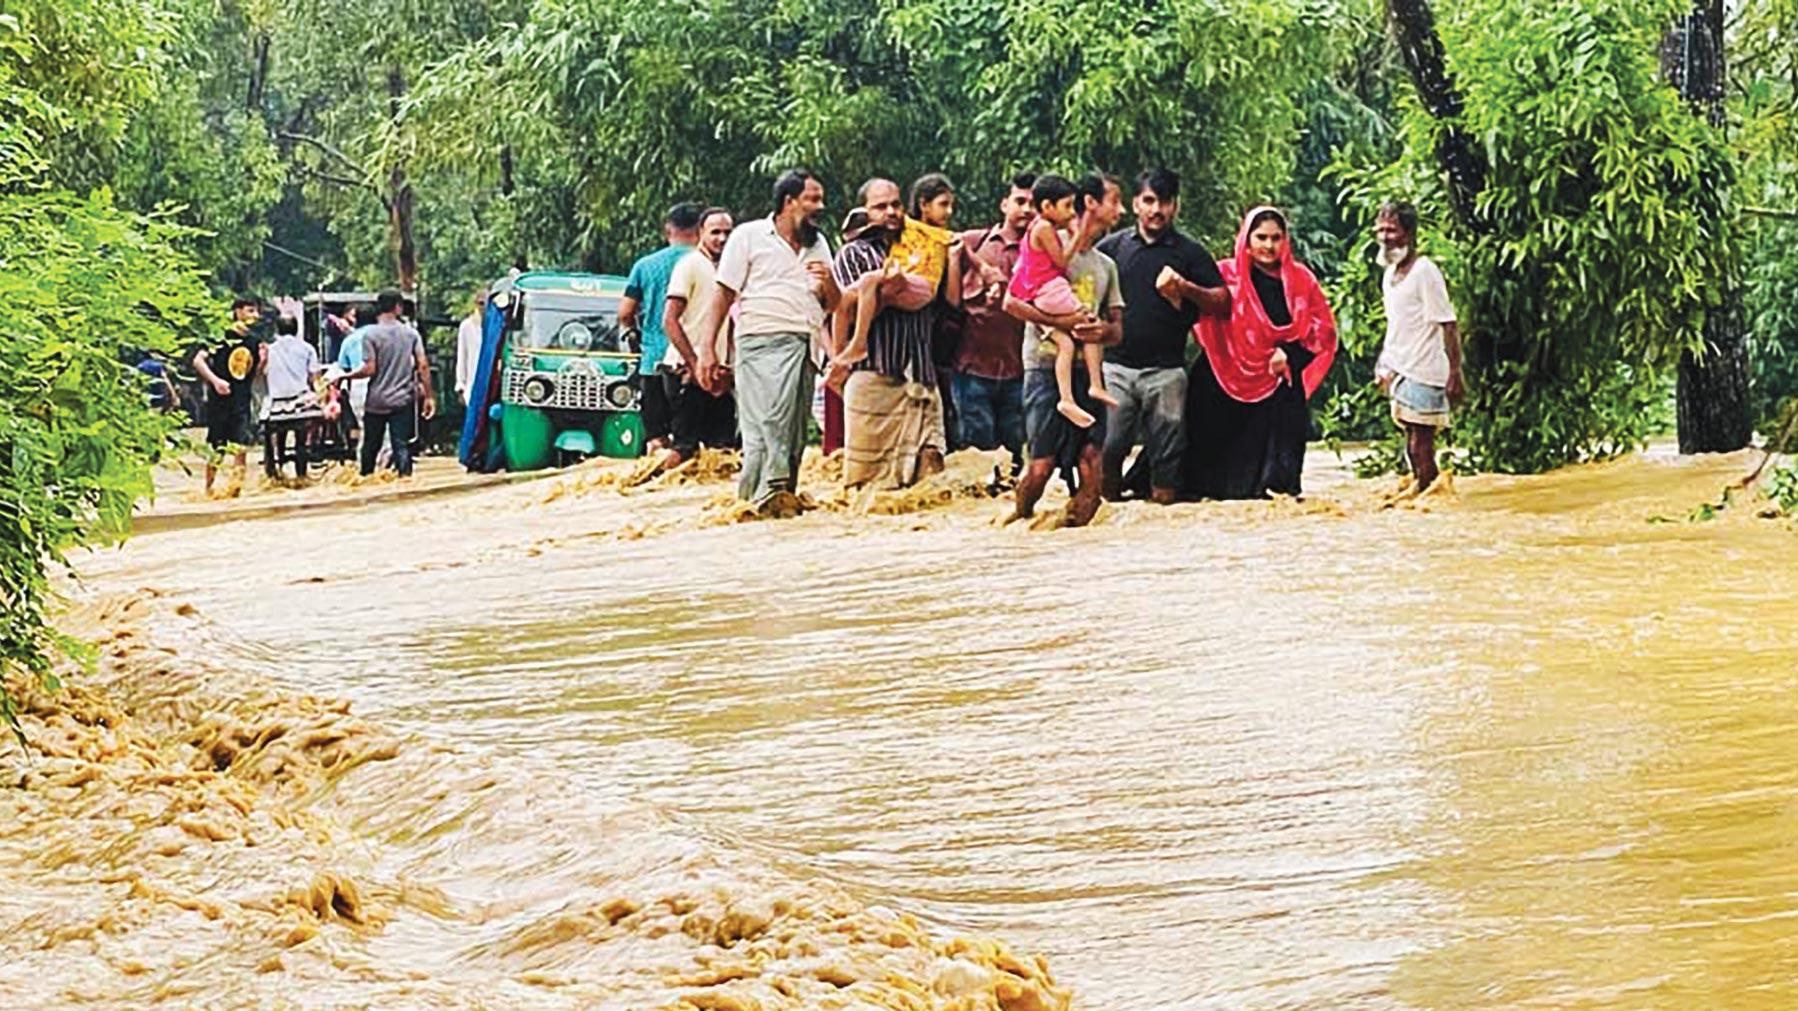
[477,271,648,470]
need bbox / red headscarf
[1194,206,1338,403]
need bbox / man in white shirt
[656,207,737,473]
[696,169,839,512]
[454,287,488,405]
[1374,201,1463,493]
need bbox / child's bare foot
[835,342,868,367]
[1088,384,1119,408]
[825,361,853,395]
[1057,400,1096,428]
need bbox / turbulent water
[8,445,1798,1008]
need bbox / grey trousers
[735,332,814,504]
[1101,362,1187,491]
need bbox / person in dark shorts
[192,296,264,495]
[1002,172,1126,528]
[657,206,740,472]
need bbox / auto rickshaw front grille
[502,366,636,412]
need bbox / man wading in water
[193,296,264,496]
[696,169,838,516]
[1373,201,1462,493]
[1004,172,1126,527]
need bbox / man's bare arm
[617,294,641,333]
[1002,292,1088,333]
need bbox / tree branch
[278,130,372,180]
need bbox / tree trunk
[247,34,270,111]
[385,65,419,294]
[1386,0,1488,232]
[1663,1,1752,453]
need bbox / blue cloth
[951,371,1024,458]
[458,300,509,471]
[623,243,694,375]
[136,359,171,408]
[335,327,369,372]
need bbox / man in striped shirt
[830,177,947,489]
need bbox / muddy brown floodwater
[8,444,1798,1009]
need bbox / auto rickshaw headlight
[605,381,635,409]
[523,376,554,404]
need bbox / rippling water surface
[71,447,1798,1008]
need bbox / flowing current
[11,446,1798,1008]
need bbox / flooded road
[22,446,1798,1008]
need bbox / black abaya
[1180,266,1315,500]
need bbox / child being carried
[1008,174,1115,428]
[831,178,959,390]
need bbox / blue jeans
[951,372,1024,458]
[360,406,416,477]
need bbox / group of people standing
[193,290,436,495]
[626,164,1463,523]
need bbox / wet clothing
[361,407,416,477]
[362,322,425,414]
[954,225,1025,381]
[1097,226,1223,370]
[1025,367,1107,470]
[1389,374,1452,428]
[1182,345,1314,500]
[203,328,259,449]
[832,234,937,387]
[735,332,813,505]
[842,371,946,489]
[951,372,1023,458]
[886,218,954,297]
[1102,361,1188,491]
[1183,206,1339,500]
[662,372,738,458]
[624,243,694,375]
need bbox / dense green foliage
[1329,0,1733,472]
[1,4,215,735]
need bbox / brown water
[11,445,1798,1008]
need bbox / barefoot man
[830,177,948,490]
[695,170,837,514]
[1004,172,1126,528]
[1374,201,1463,493]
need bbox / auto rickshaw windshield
[519,293,626,353]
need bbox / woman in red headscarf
[1182,206,1338,499]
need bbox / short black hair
[1136,167,1180,203]
[375,290,405,316]
[698,206,732,229]
[1031,173,1077,212]
[909,173,955,217]
[1009,171,1038,193]
[666,201,706,232]
[1378,200,1419,236]
[231,295,258,312]
[275,314,299,336]
[772,169,815,214]
[1074,172,1121,214]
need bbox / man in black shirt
[1095,168,1228,504]
[192,296,265,496]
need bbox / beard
[1379,244,1410,267]
[797,216,820,246]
